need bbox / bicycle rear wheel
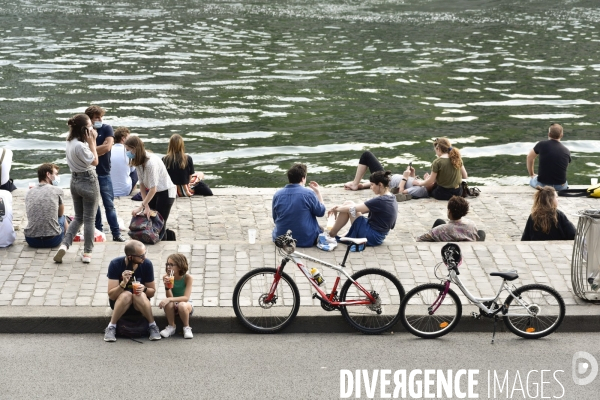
[400,283,462,339]
[503,284,565,339]
[339,268,405,334]
[232,267,300,333]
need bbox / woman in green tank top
[158,253,195,339]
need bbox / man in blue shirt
[272,163,326,247]
[85,105,126,242]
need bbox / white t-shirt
[110,143,135,197]
[0,190,16,247]
[0,148,12,186]
[136,153,176,198]
[65,139,95,173]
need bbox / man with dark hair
[110,126,138,196]
[527,123,571,191]
[24,163,69,248]
[85,105,125,241]
[417,196,484,242]
[104,240,160,342]
[272,163,326,247]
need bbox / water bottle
[310,267,325,286]
[588,271,600,291]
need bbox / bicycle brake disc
[258,294,276,309]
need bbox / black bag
[165,228,177,241]
[116,315,149,338]
[461,181,480,198]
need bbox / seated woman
[329,170,397,247]
[344,151,431,198]
[162,134,212,197]
[110,127,138,197]
[521,186,576,241]
[412,138,468,200]
[417,196,485,242]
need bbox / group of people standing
[272,123,577,248]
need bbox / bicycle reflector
[441,243,462,273]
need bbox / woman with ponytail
[413,138,468,200]
[521,186,575,241]
[53,114,100,264]
[327,170,398,247]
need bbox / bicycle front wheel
[232,267,300,333]
[400,283,462,339]
[339,268,405,334]
[503,284,565,339]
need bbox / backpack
[116,315,149,338]
[128,210,164,244]
[588,184,600,198]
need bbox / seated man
[417,196,485,242]
[0,189,16,247]
[0,148,17,192]
[110,126,138,197]
[24,163,69,248]
[272,163,326,247]
[104,240,161,342]
[527,123,571,191]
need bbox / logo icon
[572,351,598,386]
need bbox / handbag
[461,181,480,198]
[128,209,164,244]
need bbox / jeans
[529,175,568,191]
[63,171,100,253]
[25,215,66,248]
[95,174,120,238]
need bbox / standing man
[0,189,16,247]
[24,163,69,248]
[85,105,125,241]
[272,163,326,247]
[104,240,161,342]
[527,123,571,191]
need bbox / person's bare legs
[164,301,176,327]
[132,292,155,323]
[110,291,134,324]
[329,201,360,237]
[178,302,192,327]
[344,164,368,190]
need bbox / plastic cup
[132,281,142,296]
[166,276,174,289]
[592,178,598,186]
[248,229,256,244]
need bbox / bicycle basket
[441,243,462,272]
[275,231,296,254]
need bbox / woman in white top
[53,114,100,264]
[124,135,176,239]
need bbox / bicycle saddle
[489,271,519,281]
[339,237,367,245]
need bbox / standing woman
[413,138,468,200]
[125,135,176,239]
[328,170,398,247]
[53,114,100,264]
[162,133,213,197]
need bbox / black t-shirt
[95,124,115,176]
[521,210,576,241]
[534,140,571,185]
[163,155,195,185]
[364,194,398,234]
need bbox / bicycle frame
[437,269,538,318]
[264,247,377,307]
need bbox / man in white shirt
[0,189,16,247]
[110,127,138,197]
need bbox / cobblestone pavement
[1,186,599,310]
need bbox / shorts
[345,216,387,246]
[175,300,194,316]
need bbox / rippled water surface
[1,0,600,187]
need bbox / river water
[1,0,599,188]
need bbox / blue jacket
[272,184,325,247]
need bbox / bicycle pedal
[471,312,481,319]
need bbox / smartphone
[409,162,412,167]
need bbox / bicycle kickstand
[491,315,499,345]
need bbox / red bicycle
[232,231,405,334]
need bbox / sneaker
[104,326,116,342]
[53,245,67,263]
[183,326,194,339]
[113,235,127,242]
[160,325,176,338]
[81,253,92,263]
[148,324,161,341]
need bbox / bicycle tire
[400,283,462,339]
[503,284,565,339]
[339,268,405,334]
[232,267,300,333]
